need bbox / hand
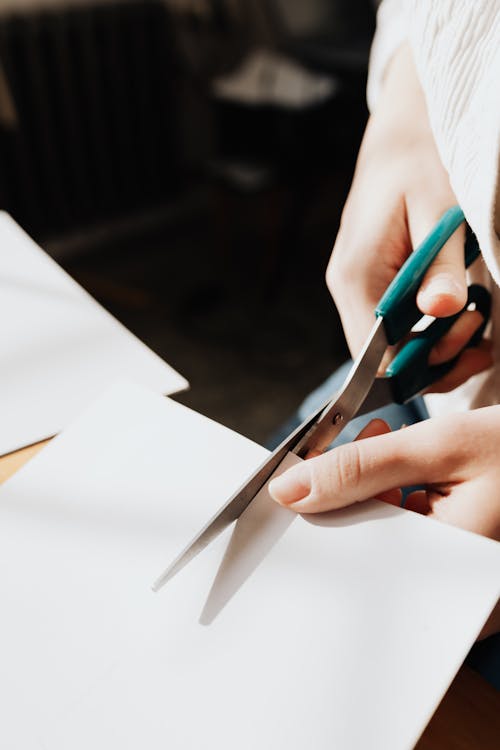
[269,409,500,636]
[269,409,500,536]
[326,43,492,390]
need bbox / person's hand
[269,408,500,537]
[269,408,500,636]
[326,43,492,390]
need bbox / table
[1,442,499,749]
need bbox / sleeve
[367,0,500,287]
[407,0,500,286]
[367,0,408,113]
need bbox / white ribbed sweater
[368,0,500,415]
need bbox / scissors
[153,205,491,592]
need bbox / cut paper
[0,383,498,750]
[0,213,187,455]
[200,452,298,625]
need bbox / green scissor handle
[386,284,491,403]
[375,205,491,404]
[376,205,472,344]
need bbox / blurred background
[0,0,375,445]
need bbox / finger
[376,487,403,506]
[426,340,493,394]
[404,490,431,515]
[305,418,391,461]
[269,417,464,513]
[428,310,484,366]
[326,193,409,357]
[355,418,392,440]
[356,419,403,507]
[351,420,403,505]
[305,449,323,459]
[378,345,398,377]
[428,479,500,540]
[353,421,403,505]
[406,198,467,318]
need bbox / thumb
[408,200,468,318]
[269,419,458,514]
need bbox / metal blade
[153,317,389,592]
[152,401,326,592]
[294,317,388,456]
[355,377,394,417]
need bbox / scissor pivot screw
[333,413,343,425]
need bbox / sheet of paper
[0,213,187,455]
[0,383,498,750]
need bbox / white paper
[0,383,498,750]
[0,213,188,455]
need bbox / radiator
[0,1,179,237]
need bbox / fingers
[424,308,493,392]
[376,486,403,506]
[371,422,500,539]
[326,193,409,357]
[404,490,431,515]
[304,418,391,460]
[409,204,467,318]
[428,478,500,541]
[269,417,460,514]
[353,418,391,440]
[428,310,484,366]
[350,419,402,505]
[426,340,493,393]
[406,177,467,317]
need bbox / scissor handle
[375,206,479,345]
[385,283,491,404]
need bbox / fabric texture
[367,0,500,417]
[368,0,499,279]
[408,0,500,285]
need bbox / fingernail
[421,275,463,301]
[269,465,311,505]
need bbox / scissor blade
[296,316,388,456]
[356,377,394,417]
[152,404,324,592]
[153,318,390,592]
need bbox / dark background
[0,0,375,445]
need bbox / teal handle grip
[386,284,491,403]
[376,206,467,345]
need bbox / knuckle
[334,443,364,492]
[326,253,348,297]
[327,247,358,295]
[325,257,337,293]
